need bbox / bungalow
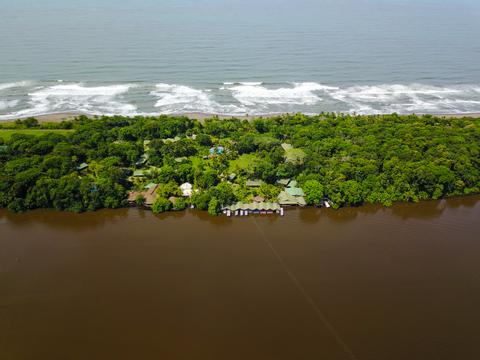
[127,184,159,207]
[76,163,89,171]
[276,178,290,186]
[127,191,142,204]
[174,157,188,163]
[287,180,298,188]
[144,183,157,190]
[286,186,305,197]
[224,202,281,215]
[144,184,159,207]
[278,190,306,207]
[246,179,263,188]
[133,170,145,177]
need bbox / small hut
[76,163,89,171]
[246,179,263,188]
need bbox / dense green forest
[0,113,478,214]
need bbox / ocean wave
[223,81,264,86]
[326,84,480,114]
[0,100,19,111]
[6,83,137,119]
[1,81,480,119]
[152,83,246,114]
[0,81,31,91]
[227,82,331,106]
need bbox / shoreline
[2,111,479,123]
[1,193,479,217]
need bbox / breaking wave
[0,81,479,119]
[227,82,336,106]
[328,84,480,114]
[0,100,19,111]
[151,83,246,115]
[1,83,136,119]
[0,81,31,91]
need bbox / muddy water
[1,196,480,360]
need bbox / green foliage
[135,194,145,206]
[173,197,187,211]
[157,181,181,198]
[191,191,211,210]
[209,182,236,206]
[208,198,221,216]
[152,197,172,214]
[258,183,281,201]
[1,113,478,215]
[303,180,324,206]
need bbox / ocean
[1,0,480,119]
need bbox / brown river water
[1,196,480,360]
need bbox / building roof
[174,157,188,163]
[287,180,298,188]
[128,184,159,206]
[225,202,280,212]
[76,163,89,171]
[246,179,263,187]
[286,187,305,197]
[128,191,142,203]
[253,195,265,203]
[281,143,293,151]
[144,183,157,190]
[163,136,181,143]
[278,191,298,206]
[133,170,145,177]
[144,184,159,206]
[278,191,306,206]
[277,178,290,186]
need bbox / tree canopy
[0,113,478,213]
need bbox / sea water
[1,0,479,119]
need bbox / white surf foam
[0,81,31,91]
[227,82,336,106]
[152,83,246,115]
[326,84,480,114]
[0,100,19,111]
[6,83,137,118]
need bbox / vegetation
[0,113,478,214]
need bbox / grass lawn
[0,129,73,141]
[228,153,260,174]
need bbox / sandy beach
[5,111,479,123]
